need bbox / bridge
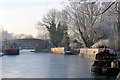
[2,38,50,50]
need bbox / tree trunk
[117,2,120,51]
[78,28,89,48]
[118,3,120,40]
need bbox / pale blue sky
[0,0,66,37]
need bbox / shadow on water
[4,55,19,56]
[91,70,118,80]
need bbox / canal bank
[51,47,104,60]
[0,52,2,79]
[115,51,120,80]
[0,52,4,57]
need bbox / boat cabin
[91,49,120,74]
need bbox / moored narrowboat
[4,48,19,55]
[91,49,120,74]
[3,41,19,55]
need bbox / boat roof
[96,49,116,56]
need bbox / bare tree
[37,9,68,47]
[90,0,120,50]
[65,1,106,47]
[14,34,34,39]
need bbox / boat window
[96,55,103,60]
[93,61,111,67]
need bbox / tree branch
[91,1,116,16]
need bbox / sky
[0,0,116,38]
[0,0,66,37]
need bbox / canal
[2,52,117,79]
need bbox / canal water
[2,52,117,79]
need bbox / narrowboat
[4,47,19,55]
[65,50,80,55]
[51,47,79,55]
[91,49,120,74]
[3,42,19,55]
